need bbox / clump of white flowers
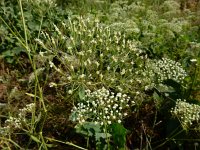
[171,99,200,130]
[71,87,135,126]
[0,103,35,135]
[151,58,187,83]
[143,58,187,90]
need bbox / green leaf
[2,50,14,57]
[95,133,111,141]
[6,57,14,63]
[27,21,40,31]
[75,122,102,138]
[30,135,41,143]
[83,122,101,133]
[110,123,127,149]
[75,124,91,136]
[46,144,54,148]
[12,47,25,55]
[153,91,163,108]
[78,86,85,100]
[156,84,175,93]
[69,111,78,122]
[153,91,160,101]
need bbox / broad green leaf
[2,50,14,57]
[110,123,127,149]
[95,133,111,141]
[83,122,101,133]
[75,124,90,136]
[12,47,25,55]
[75,122,102,137]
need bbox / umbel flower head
[150,58,187,83]
[143,57,187,90]
[171,99,200,130]
[70,87,135,126]
[0,103,35,136]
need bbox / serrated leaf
[12,47,25,55]
[95,133,111,141]
[75,124,93,136]
[75,122,102,137]
[83,122,101,133]
[2,50,14,57]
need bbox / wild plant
[1,0,200,149]
[35,14,190,149]
[171,99,200,131]
[36,16,146,96]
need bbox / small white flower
[67,76,72,81]
[87,82,92,85]
[190,59,197,62]
[49,61,54,68]
[124,113,128,116]
[95,61,100,67]
[100,74,103,79]
[39,51,45,57]
[68,90,73,95]
[117,120,122,123]
[120,69,126,75]
[79,74,85,79]
[49,82,57,87]
[136,91,140,95]
[107,66,110,71]
[116,93,122,97]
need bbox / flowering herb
[171,99,200,130]
[70,87,135,126]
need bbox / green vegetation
[0,0,200,149]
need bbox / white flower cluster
[71,87,135,126]
[147,58,187,83]
[18,103,35,118]
[171,99,200,130]
[1,103,35,135]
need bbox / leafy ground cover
[0,0,200,149]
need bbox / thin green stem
[0,137,23,150]
[45,137,88,150]
[18,0,28,47]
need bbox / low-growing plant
[0,0,200,149]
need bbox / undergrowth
[0,0,200,149]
